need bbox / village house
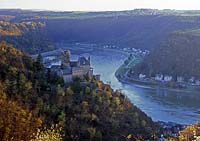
[177,76,184,83]
[189,77,195,83]
[155,74,164,81]
[195,80,200,86]
[155,74,173,82]
[139,73,146,80]
[164,75,173,82]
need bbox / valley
[39,43,200,125]
[2,8,200,140]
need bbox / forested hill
[0,41,161,140]
[0,21,54,54]
[1,9,200,50]
[133,30,200,79]
[44,15,200,50]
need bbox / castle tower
[61,50,71,69]
[64,50,71,63]
[88,56,91,65]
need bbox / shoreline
[115,65,200,94]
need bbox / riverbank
[158,121,187,139]
[116,69,200,94]
[115,56,200,93]
[57,42,130,56]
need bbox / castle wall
[72,67,84,78]
[82,65,90,74]
[63,74,72,83]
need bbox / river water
[66,46,200,125]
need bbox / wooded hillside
[0,41,161,140]
[133,30,200,79]
[1,9,200,50]
[0,21,54,54]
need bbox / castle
[43,49,96,83]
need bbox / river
[63,45,200,125]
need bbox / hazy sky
[1,0,200,11]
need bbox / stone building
[43,50,94,83]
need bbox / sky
[1,0,200,11]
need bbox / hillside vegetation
[132,30,200,79]
[0,21,54,54]
[43,15,200,50]
[1,9,200,50]
[0,41,161,140]
[171,122,200,141]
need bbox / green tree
[85,86,91,94]
[58,110,66,126]
[35,53,44,72]
[66,87,73,96]
[56,85,65,107]
[87,127,96,141]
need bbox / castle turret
[61,50,71,68]
[64,50,71,63]
[88,56,91,65]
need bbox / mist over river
[64,45,200,125]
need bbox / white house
[139,74,146,79]
[189,77,195,83]
[155,74,163,81]
[177,76,184,83]
[195,80,200,85]
[164,75,173,82]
